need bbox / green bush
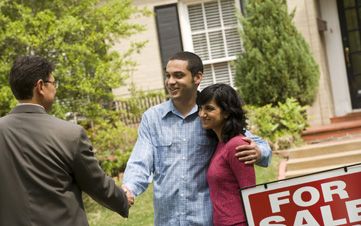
[246,98,308,150]
[88,121,137,177]
[235,0,319,106]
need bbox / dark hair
[196,83,247,142]
[169,51,203,76]
[9,55,55,100]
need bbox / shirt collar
[161,99,199,119]
[10,104,47,114]
[17,103,45,110]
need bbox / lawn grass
[85,154,281,226]
[255,154,280,184]
[85,183,154,226]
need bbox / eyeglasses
[44,80,59,89]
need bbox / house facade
[113,0,361,127]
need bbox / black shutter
[240,0,246,15]
[155,4,183,73]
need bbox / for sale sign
[241,164,361,226]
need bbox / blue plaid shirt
[123,100,271,226]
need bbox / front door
[338,0,361,109]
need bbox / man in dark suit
[0,56,129,226]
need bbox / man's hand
[121,185,135,207]
[235,137,261,165]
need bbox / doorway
[337,0,361,109]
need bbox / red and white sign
[241,164,361,226]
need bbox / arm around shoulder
[244,130,272,167]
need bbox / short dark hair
[9,56,55,100]
[196,83,247,142]
[169,51,203,76]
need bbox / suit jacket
[0,105,128,226]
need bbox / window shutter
[155,4,183,70]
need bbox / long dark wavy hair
[196,83,247,142]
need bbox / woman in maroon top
[197,83,256,226]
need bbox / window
[181,0,242,89]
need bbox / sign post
[241,164,361,226]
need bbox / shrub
[88,121,137,177]
[246,98,308,150]
[235,0,319,106]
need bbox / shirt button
[183,138,186,142]
[180,193,184,197]
[182,157,186,160]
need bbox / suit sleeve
[72,128,128,217]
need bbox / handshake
[122,185,135,207]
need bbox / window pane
[230,62,235,86]
[358,7,361,28]
[221,0,238,26]
[225,28,242,56]
[209,30,225,58]
[351,75,361,99]
[348,31,361,51]
[351,53,361,75]
[345,8,358,30]
[345,0,356,8]
[189,4,205,31]
[205,1,221,29]
[192,33,209,60]
[201,64,214,89]
[188,0,241,89]
[214,62,230,84]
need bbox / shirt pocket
[153,137,178,174]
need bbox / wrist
[122,185,134,197]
